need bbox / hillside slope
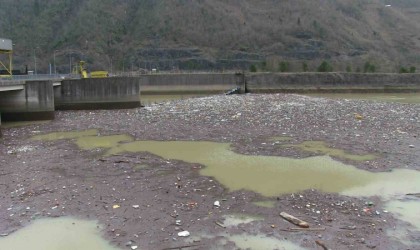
[0,0,419,72]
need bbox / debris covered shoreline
[0,94,419,249]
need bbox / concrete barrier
[246,73,420,93]
[0,80,55,121]
[139,73,245,94]
[55,77,141,110]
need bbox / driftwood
[290,227,325,231]
[406,193,420,198]
[214,221,226,228]
[162,244,202,250]
[315,240,329,250]
[279,227,325,232]
[280,212,310,228]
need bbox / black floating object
[225,87,241,95]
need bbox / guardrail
[0,74,81,81]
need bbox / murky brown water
[32,129,98,141]
[0,218,118,250]
[386,199,420,248]
[282,141,377,162]
[187,232,305,250]
[305,93,420,104]
[252,200,276,208]
[29,130,420,248]
[222,214,264,227]
[76,134,134,149]
[106,140,420,197]
[221,233,305,250]
[386,200,420,230]
[0,120,51,128]
[32,131,420,198]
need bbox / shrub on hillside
[363,62,376,73]
[317,61,333,72]
[249,64,257,72]
[399,67,409,73]
[279,61,290,72]
[302,62,308,72]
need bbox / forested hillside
[0,0,419,73]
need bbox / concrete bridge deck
[0,80,25,91]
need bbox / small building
[0,38,13,76]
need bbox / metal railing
[10,74,76,81]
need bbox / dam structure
[1,72,419,135]
[0,78,141,135]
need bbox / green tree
[261,61,267,71]
[249,64,257,72]
[279,61,290,72]
[317,61,333,72]
[346,65,352,72]
[399,67,408,73]
[34,0,40,16]
[409,66,416,73]
[363,62,376,73]
[302,62,308,72]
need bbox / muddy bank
[0,94,419,249]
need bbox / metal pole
[34,48,37,75]
[9,51,13,76]
[53,50,56,75]
[69,52,72,74]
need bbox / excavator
[75,61,108,78]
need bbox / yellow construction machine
[76,61,108,78]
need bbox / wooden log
[278,227,325,232]
[289,227,325,231]
[162,244,202,250]
[406,193,420,198]
[214,221,226,228]
[315,240,329,250]
[280,212,310,228]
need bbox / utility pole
[53,50,58,75]
[33,48,37,75]
[69,52,72,74]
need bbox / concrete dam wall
[139,73,245,94]
[246,73,420,93]
[55,77,141,110]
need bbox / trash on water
[354,113,363,120]
[178,231,190,237]
[112,205,120,209]
[366,201,374,206]
[214,201,220,208]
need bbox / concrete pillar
[55,77,141,110]
[0,80,55,121]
